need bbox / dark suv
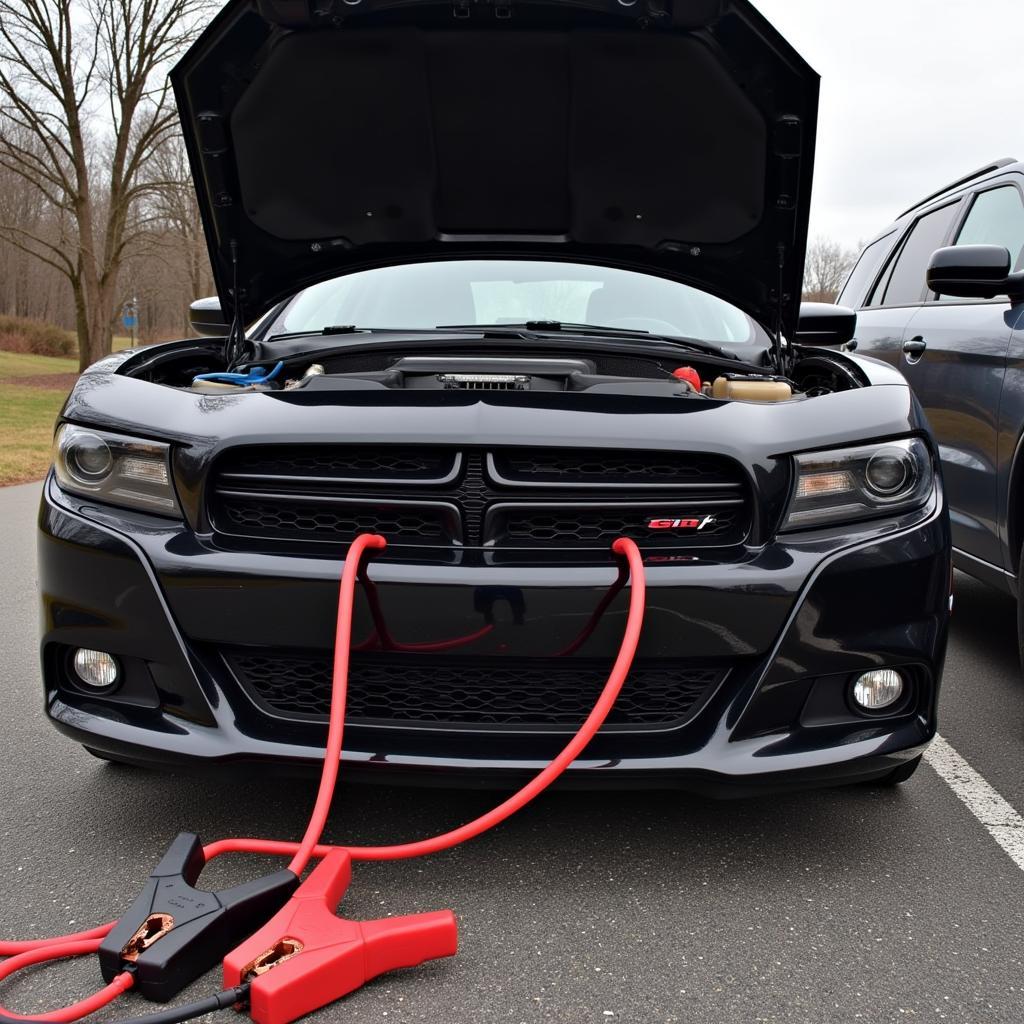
[840,160,1024,661]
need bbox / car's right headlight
[780,437,934,532]
[53,424,182,517]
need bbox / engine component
[712,375,793,402]
[437,372,531,391]
[672,366,703,392]
[283,364,326,390]
[192,362,284,389]
[394,357,592,392]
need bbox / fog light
[852,669,904,711]
[72,648,119,690]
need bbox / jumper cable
[0,534,646,1024]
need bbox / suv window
[954,185,1024,271]
[871,202,960,308]
[838,232,895,308]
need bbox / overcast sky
[752,0,1022,254]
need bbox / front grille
[225,650,727,731]
[214,495,459,544]
[489,448,739,487]
[216,445,458,483]
[208,445,752,553]
[489,503,746,547]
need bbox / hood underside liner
[171,0,818,334]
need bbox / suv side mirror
[189,296,230,338]
[926,244,1023,300]
[795,302,857,346]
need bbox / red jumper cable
[0,534,646,1024]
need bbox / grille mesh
[494,506,744,546]
[492,448,741,486]
[226,650,726,730]
[218,446,455,481]
[216,497,453,543]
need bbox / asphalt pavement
[2,479,1024,1024]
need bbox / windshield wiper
[439,319,649,335]
[436,321,740,360]
[264,321,741,361]
[266,325,369,341]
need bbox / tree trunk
[72,282,90,370]
[75,266,117,372]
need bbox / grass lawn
[0,351,79,377]
[0,351,77,486]
[0,335,164,486]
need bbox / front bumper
[38,475,951,794]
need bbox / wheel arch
[1005,426,1024,588]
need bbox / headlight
[54,424,182,517]
[781,437,933,532]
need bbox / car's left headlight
[780,437,934,532]
[53,424,182,517]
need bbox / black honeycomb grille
[492,448,742,486]
[215,497,454,543]
[217,445,455,481]
[492,505,745,547]
[226,650,727,730]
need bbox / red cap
[672,367,702,391]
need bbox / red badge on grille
[648,515,716,531]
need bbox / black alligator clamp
[99,832,298,1002]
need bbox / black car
[38,0,951,793]
[838,160,1024,664]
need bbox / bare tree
[151,134,212,315]
[0,0,208,370]
[803,236,858,304]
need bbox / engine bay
[127,342,868,404]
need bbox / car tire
[83,745,132,767]
[871,755,922,786]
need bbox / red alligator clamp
[224,850,458,1024]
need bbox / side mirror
[795,302,857,347]
[189,296,230,338]
[926,244,1023,299]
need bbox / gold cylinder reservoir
[712,376,793,403]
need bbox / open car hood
[171,0,818,335]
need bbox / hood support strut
[225,240,250,370]
[773,243,789,375]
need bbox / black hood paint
[171,0,818,334]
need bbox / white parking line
[924,733,1024,871]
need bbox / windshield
[267,260,761,345]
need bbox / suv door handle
[903,337,927,357]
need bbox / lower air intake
[225,651,728,732]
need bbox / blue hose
[193,362,285,387]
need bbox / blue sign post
[122,297,138,348]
